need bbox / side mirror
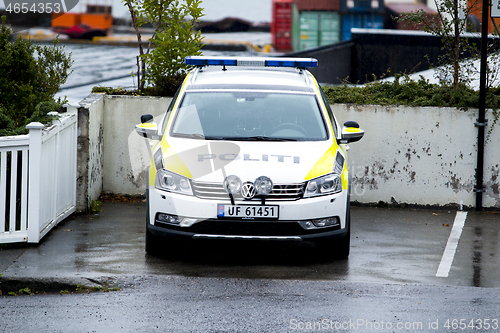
[338,120,364,144]
[135,114,161,140]
[141,114,154,123]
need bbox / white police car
[135,56,364,259]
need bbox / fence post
[26,122,45,243]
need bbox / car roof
[185,66,317,93]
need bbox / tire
[145,189,161,256]
[145,226,162,255]
[333,227,350,259]
[317,198,351,260]
[316,225,350,260]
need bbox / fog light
[223,175,242,194]
[157,213,182,225]
[254,176,273,195]
[312,217,339,228]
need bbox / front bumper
[146,186,349,241]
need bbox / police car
[135,56,364,259]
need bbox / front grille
[160,220,338,236]
[192,181,306,201]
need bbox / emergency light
[185,56,318,68]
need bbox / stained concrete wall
[333,104,500,208]
[101,95,172,196]
[77,94,105,212]
[77,96,500,209]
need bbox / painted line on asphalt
[436,211,468,278]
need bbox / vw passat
[135,56,364,259]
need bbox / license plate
[217,204,279,219]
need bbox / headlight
[154,148,164,170]
[334,153,344,174]
[155,169,193,195]
[304,173,342,198]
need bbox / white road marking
[436,211,468,277]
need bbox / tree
[0,16,73,136]
[123,0,204,94]
[398,0,489,90]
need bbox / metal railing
[0,112,77,244]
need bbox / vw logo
[241,182,256,200]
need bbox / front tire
[145,226,162,255]
[317,198,351,259]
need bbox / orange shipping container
[51,13,81,29]
[80,13,113,31]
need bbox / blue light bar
[185,56,318,68]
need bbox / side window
[319,87,338,138]
[161,86,182,135]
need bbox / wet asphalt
[1,201,499,288]
[2,202,500,332]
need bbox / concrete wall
[101,95,172,195]
[77,96,500,209]
[77,94,105,212]
[333,104,500,208]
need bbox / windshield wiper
[174,133,206,139]
[173,134,298,141]
[230,136,298,141]
[174,133,231,140]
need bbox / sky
[1,0,273,22]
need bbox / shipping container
[384,2,439,31]
[80,13,113,30]
[51,13,81,29]
[297,11,341,50]
[341,13,383,40]
[295,0,341,12]
[340,0,384,14]
[468,0,500,33]
[292,3,300,51]
[272,0,294,50]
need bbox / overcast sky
[0,0,273,22]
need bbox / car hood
[160,137,338,184]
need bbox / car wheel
[317,201,351,259]
[316,226,350,260]
[145,226,162,255]
[333,227,350,259]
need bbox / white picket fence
[0,112,77,244]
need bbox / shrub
[123,0,204,93]
[0,16,73,136]
[322,75,500,110]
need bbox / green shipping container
[292,3,300,51]
[300,11,320,31]
[296,11,341,51]
[319,12,341,31]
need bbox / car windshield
[170,91,328,141]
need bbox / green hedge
[322,74,500,110]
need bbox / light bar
[185,56,318,68]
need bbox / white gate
[0,112,77,244]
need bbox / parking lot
[1,202,499,289]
